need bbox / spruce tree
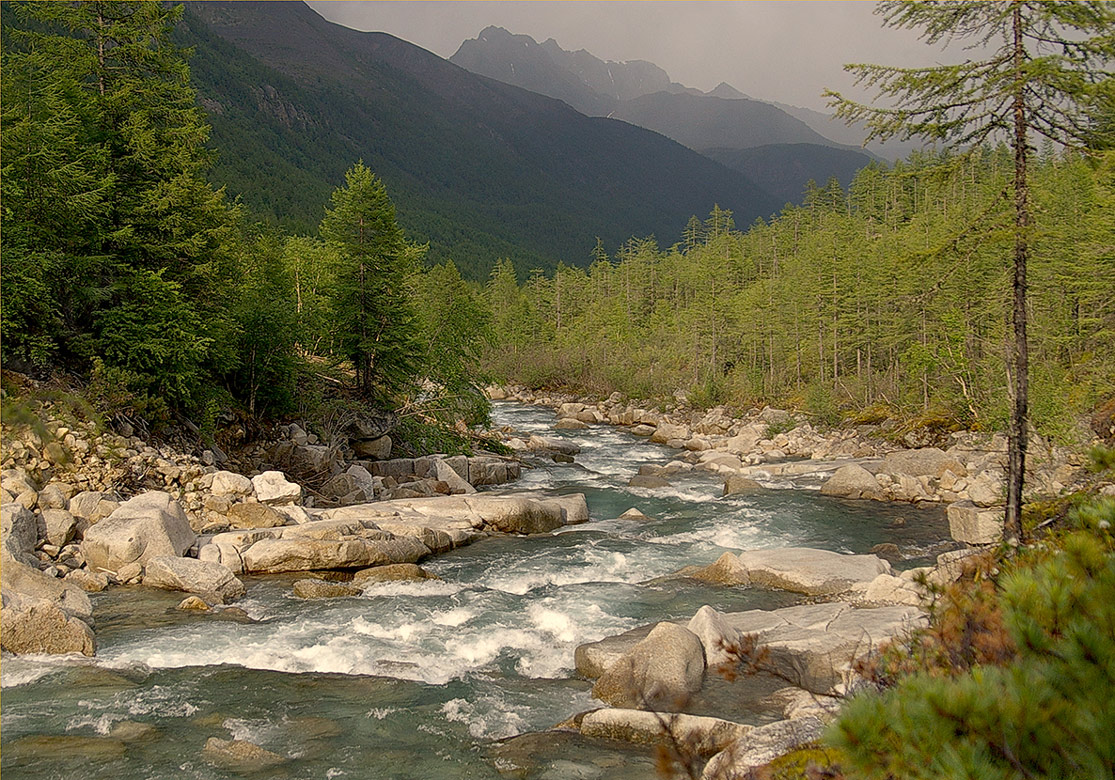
[320,162,421,400]
[825,0,1115,544]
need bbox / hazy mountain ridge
[176,2,780,278]
[449,26,882,202]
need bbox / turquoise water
[1,402,952,779]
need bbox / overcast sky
[305,1,959,112]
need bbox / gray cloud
[305,1,959,112]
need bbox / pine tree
[826,0,1115,544]
[320,162,422,400]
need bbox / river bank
[1,393,1093,778]
[488,384,1093,546]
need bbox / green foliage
[483,151,1115,439]
[321,162,422,401]
[1,0,239,413]
[832,500,1115,780]
[412,261,494,428]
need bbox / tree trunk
[1005,2,1029,546]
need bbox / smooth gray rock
[352,563,439,585]
[434,459,476,495]
[580,709,751,757]
[1,558,93,620]
[733,547,890,595]
[240,536,429,574]
[819,464,880,500]
[81,491,196,573]
[142,556,246,604]
[592,622,706,710]
[687,605,742,668]
[292,579,361,599]
[250,471,301,505]
[353,435,392,460]
[227,502,287,529]
[683,551,751,586]
[723,476,763,496]
[701,716,825,779]
[210,471,253,498]
[882,447,966,478]
[948,500,1003,544]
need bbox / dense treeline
[0,2,490,441]
[483,148,1115,441]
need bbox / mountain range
[451,26,919,171]
[171,2,796,278]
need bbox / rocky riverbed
[0,393,1100,778]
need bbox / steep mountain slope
[174,3,779,278]
[449,27,883,208]
[610,91,835,151]
[703,144,875,207]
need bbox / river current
[1,402,952,779]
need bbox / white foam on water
[0,657,64,688]
[367,706,397,720]
[67,711,126,735]
[430,606,478,628]
[442,696,529,740]
[358,579,466,598]
[223,716,284,746]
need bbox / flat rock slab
[580,709,751,758]
[578,602,926,696]
[733,547,891,595]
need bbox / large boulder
[651,422,690,445]
[42,509,76,547]
[733,547,890,596]
[250,471,301,505]
[1,558,93,621]
[240,536,429,574]
[527,435,580,456]
[723,476,763,497]
[434,459,476,495]
[1,601,96,656]
[701,717,826,780]
[882,447,966,478]
[947,500,1003,544]
[592,622,706,710]
[227,502,287,530]
[1,502,45,565]
[819,464,880,500]
[142,556,246,604]
[353,435,392,460]
[580,709,751,758]
[210,471,253,498]
[687,605,742,668]
[292,579,361,599]
[684,552,751,586]
[353,563,439,585]
[81,492,196,573]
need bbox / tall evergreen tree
[320,162,421,400]
[1,1,238,409]
[826,0,1115,544]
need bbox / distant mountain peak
[708,82,749,100]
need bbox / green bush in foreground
[831,500,1115,779]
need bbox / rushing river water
[1,402,954,779]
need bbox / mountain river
[1,401,954,779]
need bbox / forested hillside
[482,149,1115,442]
[0,1,493,447]
[174,2,778,279]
